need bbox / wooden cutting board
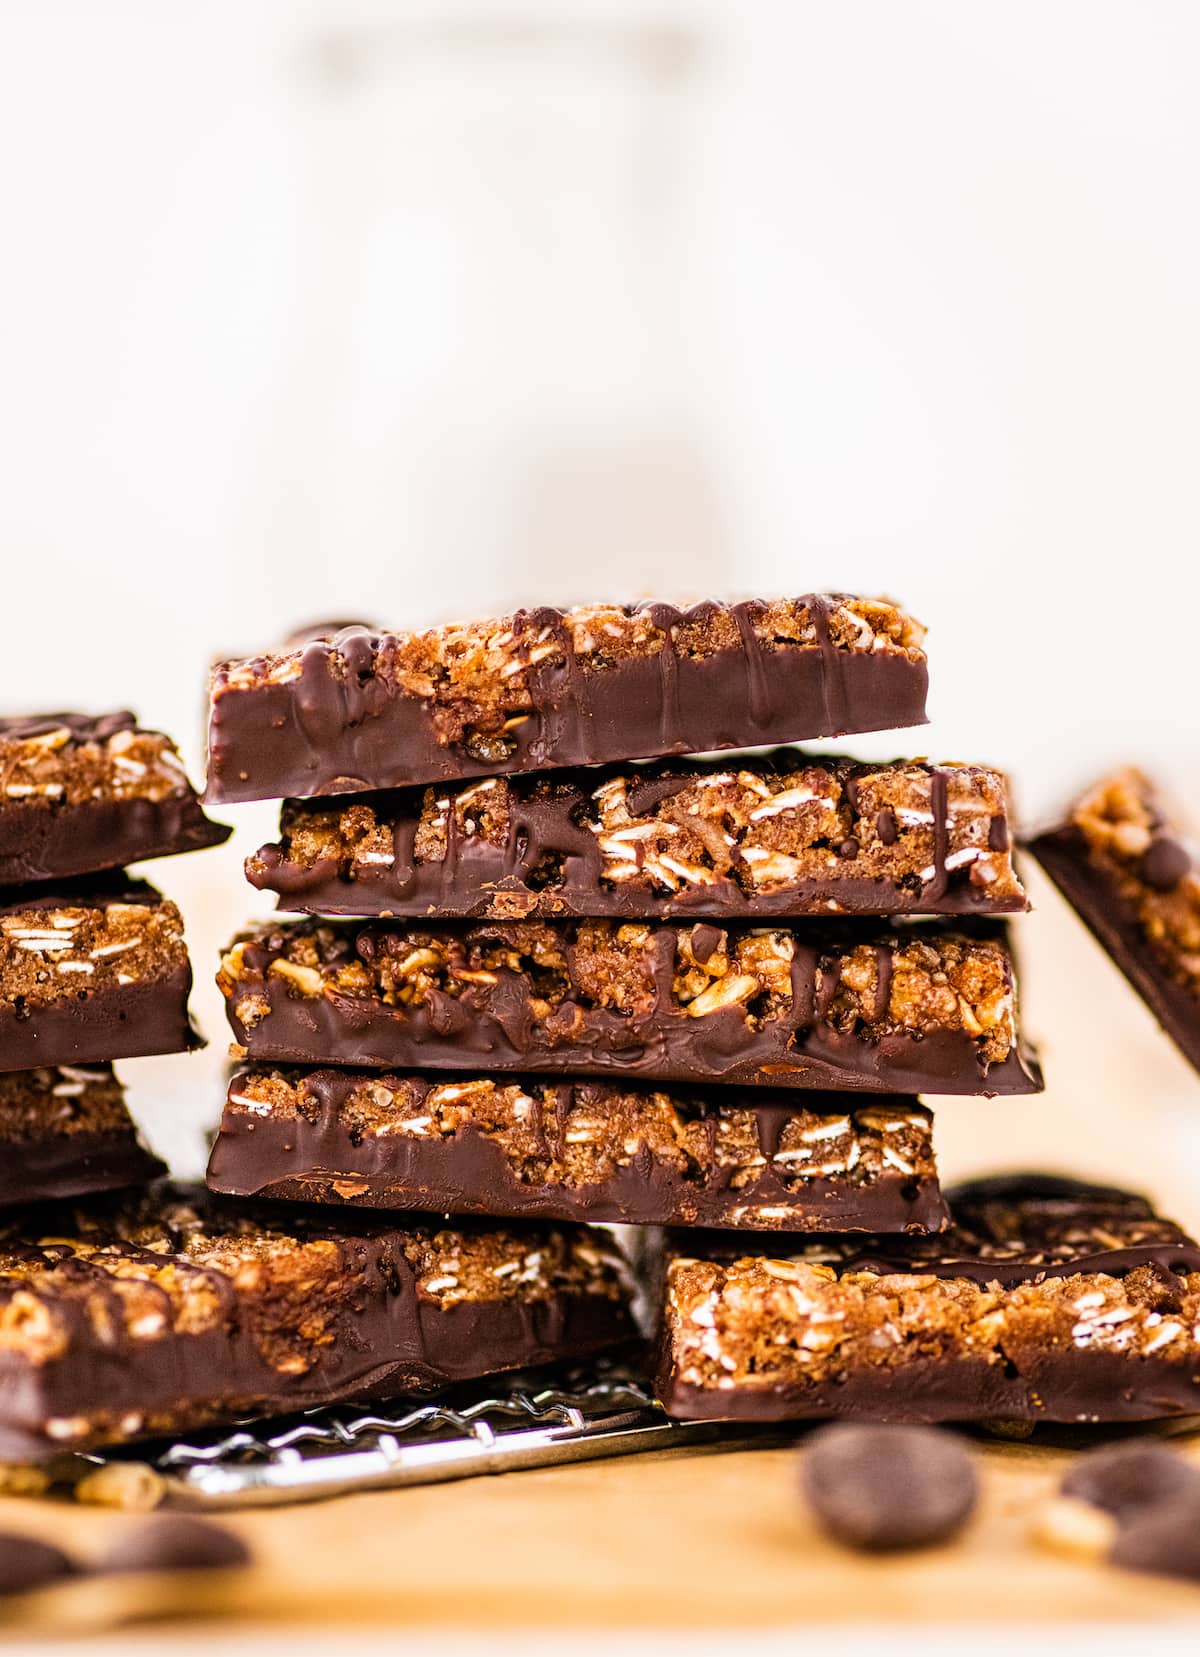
[3,1428,1200,1633]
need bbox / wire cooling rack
[71,1359,770,1509]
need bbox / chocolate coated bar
[207,1067,949,1233]
[248,754,1025,921]
[656,1175,1200,1423]
[0,1184,635,1458]
[0,1063,163,1205]
[0,880,197,1071]
[0,712,228,885]
[1027,769,1200,1074]
[217,916,1042,1096]
[207,599,928,803]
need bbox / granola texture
[206,597,930,803]
[0,713,198,809]
[0,1063,164,1206]
[1028,770,1200,1074]
[0,884,188,1012]
[657,1176,1200,1423]
[1061,770,1198,998]
[210,1067,946,1232]
[249,754,1026,919]
[217,597,925,707]
[216,916,1039,1094]
[0,712,227,883]
[0,1184,633,1456]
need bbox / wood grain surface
[3,1427,1200,1633]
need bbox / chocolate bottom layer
[0,1130,164,1208]
[0,1288,633,1461]
[1029,828,1200,1074]
[229,989,1041,1097]
[658,1352,1200,1425]
[0,795,229,887]
[0,967,199,1072]
[654,1175,1200,1425]
[207,1105,947,1233]
[207,605,929,803]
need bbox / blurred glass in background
[275,15,727,616]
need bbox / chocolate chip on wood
[99,1516,250,1575]
[0,1183,635,1459]
[206,598,929,803]
[1062,1442,1200,1524]
[0,712,228,886]
[207,1067,949,1233]
[655,1175,1200,1423]
[801,1424,978,1550]
[216,915,1041,1096]
[0,880,196,1072]
[248,753,1025,921]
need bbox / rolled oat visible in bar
[216,916,1042,1096]
[206,598,929,803]
[0,1183,635,1459]
[0,1063,163,1205]
[207,1066,949,1233]
[0,880,197,1071]
[0,712,228,886]
[248,753,1025,921]
[656,1175,1200,1424]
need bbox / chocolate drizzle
[247,752,1026,922]
[207,600,929,803]
[219,916,1042,1097]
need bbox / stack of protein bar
[0,713,223,1210]
[201,598,1200,1433]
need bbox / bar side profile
[207,1067,949,1233]
[207,598,928,802]
[248,754,1026,920]
[655,1175,1200,1423]
[0,1185,635,1459]
[217,917,1042,1096]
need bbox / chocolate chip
[689,923,724,965]
[0,1532,76,1597]
[1111,1496,1200,1583]
[99,1516,251,1576]
[1062,1441,1200,1524]
[1140,835,1191,891]
[988,816,1010,852]
[801,1424,978,1550]
[836,838,860,860]
[875,809,898,846]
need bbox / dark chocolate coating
[660,1351,1200,1426]
[206,603,929,803]
[0,712,229,885]
[801,1424,978,1549]
[0,1185,636,1460]
[249,754,1025,921]
[0,1129,164,1209]
[656,1175,1200,1424]
[0,880,199,1072]
[99,1517,250,1575]
[221,918,1042,1097]
[1028,825,1200,1075]
[0,968,199,1073]
[206,1070,949,1233]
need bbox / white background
[1,0,1198,1207]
